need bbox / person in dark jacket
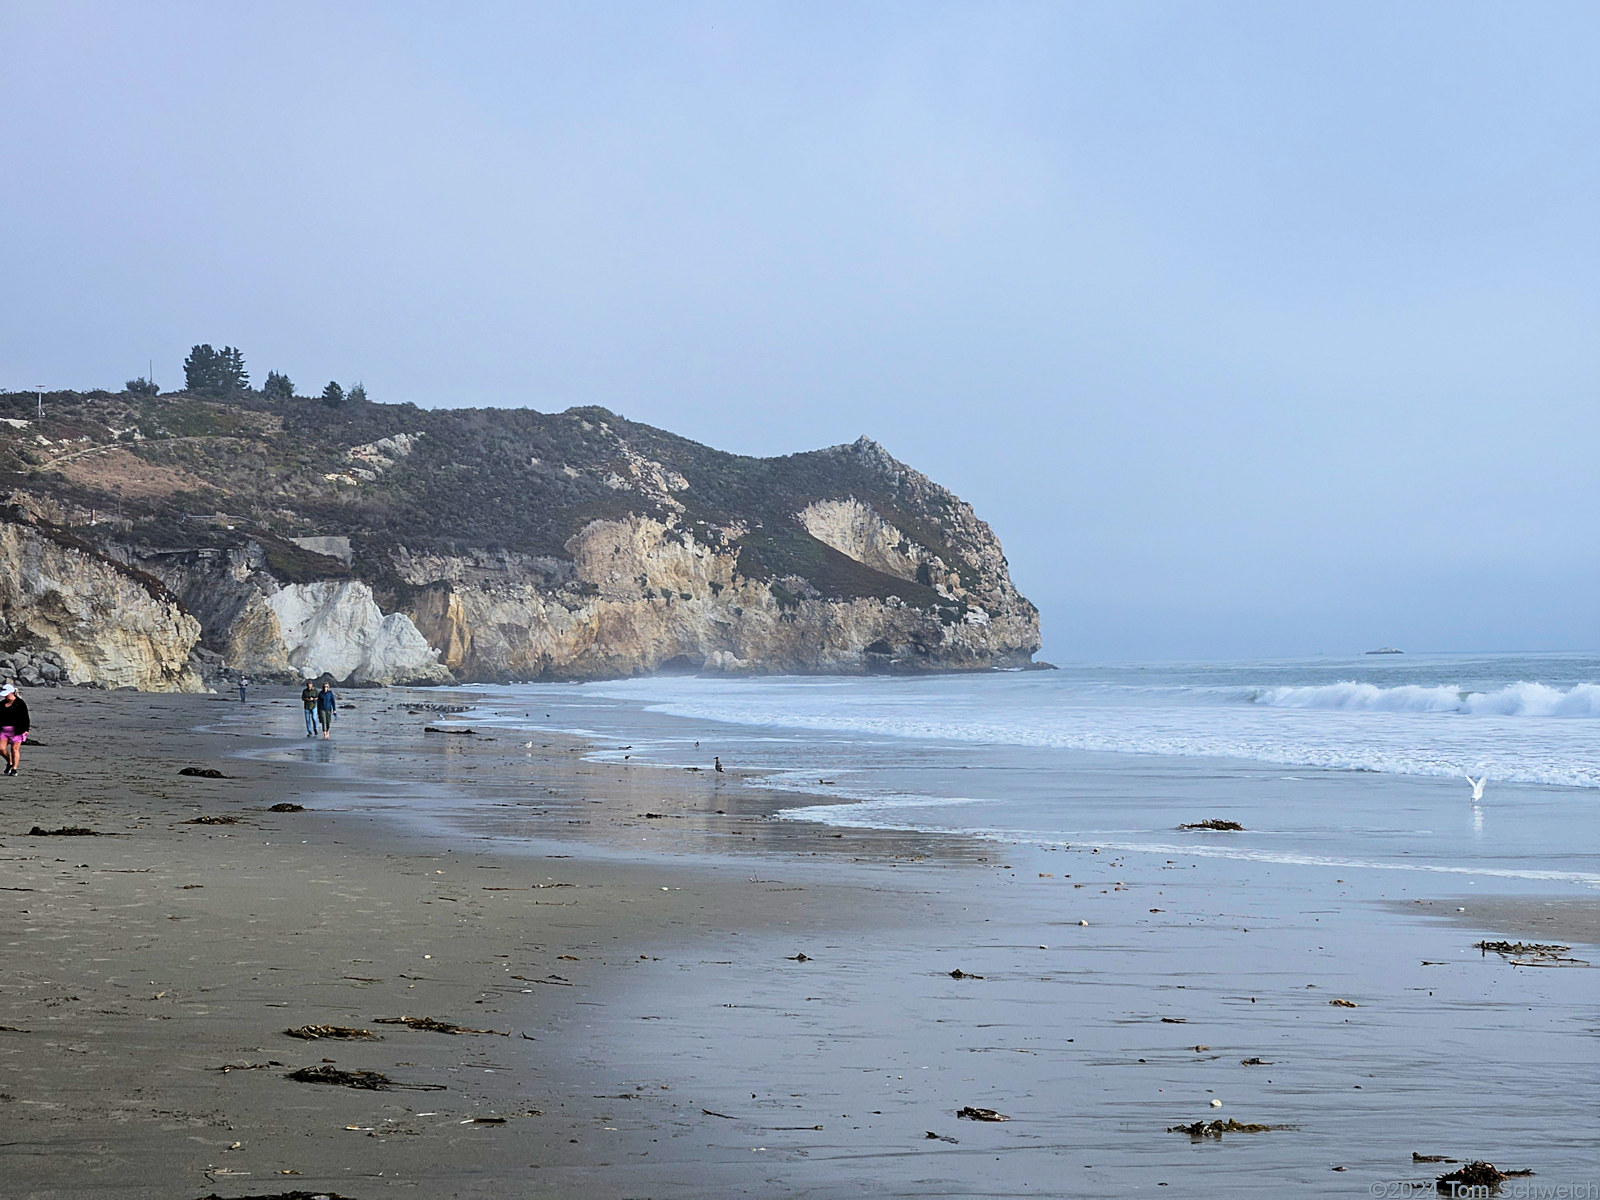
[300,681,318,737]
[316,681,338,739]
[0,683,30,777]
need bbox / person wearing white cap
[0,684,29,777]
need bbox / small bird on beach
[1464,774,1487,802]
[714,756,724,773]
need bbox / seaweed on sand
[372,1015,508,1036]
[1168,1118,1276,1137]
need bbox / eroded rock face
[0,520,203,691]
[399,509,1039,680]
[800,498,928,583]
[266,581,451,685]
[153,439,1041,685]
[2,407,1039,687]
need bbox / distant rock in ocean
[0,389,1039,689]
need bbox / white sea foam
[1255,680,1600,717]
[582,670,1600,789]
[479,661,1600,889]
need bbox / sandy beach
[2,686,1595,1199]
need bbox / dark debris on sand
[285,1065,395,1090]
[268,802,305,812]
[184,815,241,825]
[1178,819,1246,831]
[284,1024,380,1041]
[1168,1118,1275,1137]
[179,767,227,778]
[1476,940,1570,958]
[373,1016,509,1036]
[956,1106,1009,1122]
[1436,1161,1534,1192]
[26,826,105,837]
[285,1065,443,1092]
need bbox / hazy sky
[3,2,1596,660]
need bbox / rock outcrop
[266,581,450,685]
[0,389,1040,689]
[0,515,203,691]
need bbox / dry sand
[1,687,1594,1199]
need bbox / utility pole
[36,386,43,420]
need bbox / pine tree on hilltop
[321,380,345,407]
[263,370,294,399]
[222,346,248,392]
[183,344,249,396]
[348,382,368,404]
[183,344,223,394]
[125,376,158,397]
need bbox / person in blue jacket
[316,681,338,739]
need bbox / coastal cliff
[0,389,1039,689]
[0,510,203,691]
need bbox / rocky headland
[0,387,1039,689]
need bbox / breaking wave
[1254,681,1600,717]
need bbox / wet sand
[1400,895,1600,949]
[1,688,1594,1198]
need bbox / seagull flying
[1464,774,1487,802]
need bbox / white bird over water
[1465,774,1487,802]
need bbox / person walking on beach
[237,676,250,703]
[316,681,338,739]
[300,680,318,737]
[0,684,30,777]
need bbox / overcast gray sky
[2,2,1595,660]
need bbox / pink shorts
[0,728,24,747]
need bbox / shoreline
[1,686,1595,1197]
[0,687,982,1199]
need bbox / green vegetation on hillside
[0,381,1002,613]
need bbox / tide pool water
[464,652,1600,894]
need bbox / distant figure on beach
[714,755,723,773]
[1465,773,1487,802]
[316,681,338,739]
[300,680,318,737]
[0,684,29,777]
[237,676,250,703]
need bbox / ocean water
[467,652,1600,892]
[439,655,1600,1193]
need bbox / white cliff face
[799,498,938,584]
[0,521,203,691]
[266,580,451,685]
